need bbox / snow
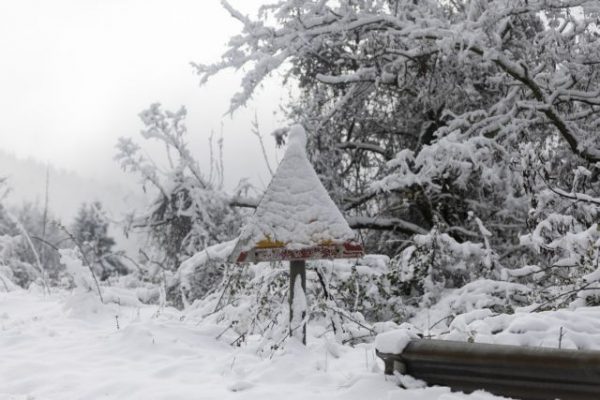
[230,125,356,260]
[375,328,418,354]
[59,249,97,294]
[177,239,237,287]
[0,267,18,292]
[505,265,541,278]
[449,309,494,333]
[407,282,600,351]
[0,288,511,400]
[439,307,600,350]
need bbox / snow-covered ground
[0,288,505,400]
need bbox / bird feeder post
[289,259,307,344]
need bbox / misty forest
[2,1,600,399]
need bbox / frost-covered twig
[324,304,376,335]
[251,113,274,176]
[531,280,597,312]
[547,186,600,206]
[139,249,168,307]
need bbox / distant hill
[0,149,146,252]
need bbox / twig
[213,276,232,313]
[428,314,454,331]
[342,334,374,345]
[0,274,10,292]
[114,252,144,275]
[325,304,376,335]
[230,334,246,346]
[531,281,596,312]
[31,235,61,251]
[216,324,233,340]
[139,249,168,305]
[251,112,274,176]
[40,166,50,268]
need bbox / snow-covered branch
[229,196,259,209]
[347,216,428,235]
[336,141,389,159]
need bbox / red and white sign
[235,242,364,263]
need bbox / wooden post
[289,259,306,344]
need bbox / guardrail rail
[376,339,600,400]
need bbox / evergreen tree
[72,201,126,280]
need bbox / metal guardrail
[376,339,600,400]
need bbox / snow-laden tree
[116,104,250,305]
[0,197,65,288]
[198,0,600,310]
[0,181,26,289]
[71,201,127,281]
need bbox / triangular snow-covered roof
[230,125,361,263]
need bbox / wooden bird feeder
[229,125,363,344]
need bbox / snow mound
[178,239,237,288]
[0,289,512,400]
[375,328,418,354]
[441,307,600,350]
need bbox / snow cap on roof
[230,124,356,261]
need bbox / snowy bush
[116,104,246,268]
[0,234,25,291]
[194,0,600,322]
[0,199,69,288]
[59,248,99,294]
[71,201,128,280]
[0,235,39,288]
[180,252,392,349]
[116,104,251,305]
[174,239,237,308]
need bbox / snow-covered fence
[376,339,600,400]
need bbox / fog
[0,0,286,215]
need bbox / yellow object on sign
[255,236,286,249]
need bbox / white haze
[0,0,286,222]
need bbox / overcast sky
[0,0,285,192]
